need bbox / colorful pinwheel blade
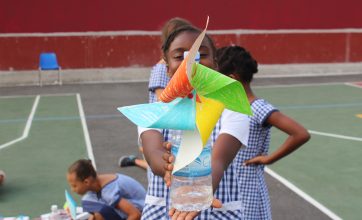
[173,129,203,174]
[191,63,252,115]
[196,95,225,146]
[118,97,195,130]
[159,58,193,103]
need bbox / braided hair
[68,159,97,181]
[216,46,258,82]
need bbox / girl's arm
[116,199,141,220]
[155,88,164,101]
[244,111,310,165]
[162,133,243,191]
[141,130,167,176]
[212,133,242,191]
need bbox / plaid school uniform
[144,63,170,182]
[234,99,278,220]
[142,114,249,220]
[148,63,170,103]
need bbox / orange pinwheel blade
[159,58,193,103]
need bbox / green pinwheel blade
[190,63,252,115]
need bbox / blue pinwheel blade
[118,97,196,130]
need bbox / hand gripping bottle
[169,130,213,211]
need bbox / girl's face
[165,31,215,76]
[66,172,89,195]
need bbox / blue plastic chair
[38,52,62,86]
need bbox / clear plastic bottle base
[170,176,213,211]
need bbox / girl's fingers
[176,211,187,220]
[163,141,172,151]
[185,212,199,220]
[171,210,181,220]
[169,208,176,216]
[211,198,222,208]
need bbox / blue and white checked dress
[148,63,170,103]
[82,174,146,219]
[145,62,170,181]
[141,110,250,220]
[234,99,278,220]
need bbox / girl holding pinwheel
[216,45,311,219]
[120,24,252,219]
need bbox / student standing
[140,26,250,220]
[216,46,311,219]
[119,17,192,171]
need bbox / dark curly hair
[68,159,97,181]
[216,46,258,82]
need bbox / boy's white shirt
[138,109,250,148]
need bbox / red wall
[1,0,362,32]
[1,0,362,70]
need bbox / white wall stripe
[308,130,362,141]
[76,93,96,169]
[256,71,362,78]
[254,82,345,89]
[1,28,362,37]
[0,95,40,150]
[265,167,342,220]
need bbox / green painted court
[0,82,361,219]
[259,83,362,219]
[0,94,89,217]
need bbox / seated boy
[67,159,146,220]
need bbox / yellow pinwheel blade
[196,95,225,146]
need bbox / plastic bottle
[169,130,213,211]
[49,205,60,220]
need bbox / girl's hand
[243,154,271,166]
[168,198,222,220]
[162,142,174,187]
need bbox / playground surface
[0,71,361,219]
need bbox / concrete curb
[1,63,361,87]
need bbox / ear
[83,177,91,185]
[214,59,218,70]
[228,73,238,80]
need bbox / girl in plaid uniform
[120,18,192,172]
[216,46,311,219]
[148,17,191,103]
[140,26,250,220]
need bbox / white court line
[0,93,77,99]
[76,93,96,169]
[267,128,362,220]
[0,95,40,150]
[265,167,342,220]
[309,130,362,142]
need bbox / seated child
[0,170,5,186]
[67,159,146,220]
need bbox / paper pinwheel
[118,18,252,173]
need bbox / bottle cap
[51,204,58,212]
